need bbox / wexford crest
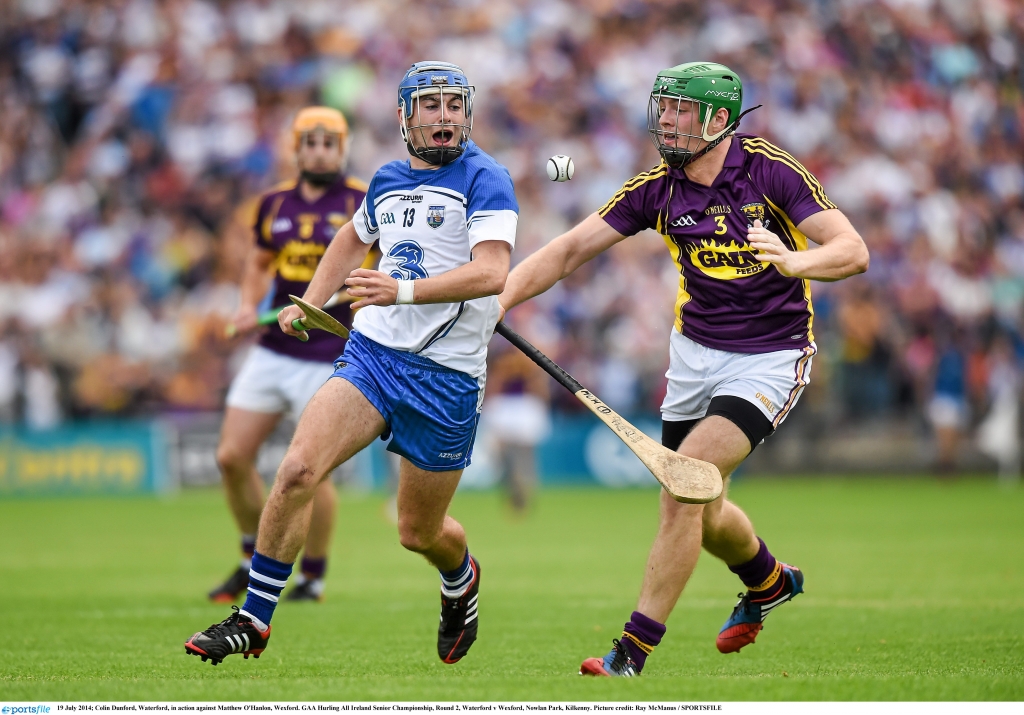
[740,202,766,227]
[426,205,445,229]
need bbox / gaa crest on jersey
[741,202,766,227]
[426,205,445,229]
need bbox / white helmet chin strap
[701,104,731,143]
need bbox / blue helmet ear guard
[398,61,474,166]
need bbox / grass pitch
[1,478,1022,701]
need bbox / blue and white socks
[440,550,475,598]
[239,551,293,632]
[239,549,474,631]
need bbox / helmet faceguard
[647,62,751,169]
[398,61,474,167]
[648,93,728,169]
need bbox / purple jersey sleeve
[741,136,836,227]
[253,192,284,252]
[597,163,669,236]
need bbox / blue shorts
[331,331,484,472]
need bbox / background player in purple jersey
[208,107,369,604]
[498,62,869,676]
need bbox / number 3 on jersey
[388,240,428,280]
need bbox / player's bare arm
[277,221,368,338]
[346,239,510,309]
[498,212,624,316]
[230,246,277,335]
[747,210,869,281]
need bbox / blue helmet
[398,61,474,166]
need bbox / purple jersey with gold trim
[254,176,368,362]
[598,133,836,354]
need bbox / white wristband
[395,279,415,305]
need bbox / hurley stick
[225,292,348,339]
[494,321,722,503]
[288,295,350,340]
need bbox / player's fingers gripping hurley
[287,295,350,340]
[278,304,309,342]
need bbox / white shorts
[928,394,967,429]
[482,394,552,446]
[661,330,815,430]
[225,345,334,419]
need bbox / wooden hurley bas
[494,321,723,504]
[288,295,350,340]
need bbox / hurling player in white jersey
[183,62,518,667]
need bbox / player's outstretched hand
[747,219,801,277]
[278,304,308,341]
[227,305,259,337]
[345,269,400,309]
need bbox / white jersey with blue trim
[352,141,518,377]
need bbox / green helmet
[648,62,745,168]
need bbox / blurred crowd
[1,0,1022,464]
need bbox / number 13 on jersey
[378,209,415,227]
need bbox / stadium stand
[0,0,1021,472]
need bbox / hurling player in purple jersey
[208,107,369,606]
[499,62,869,676]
